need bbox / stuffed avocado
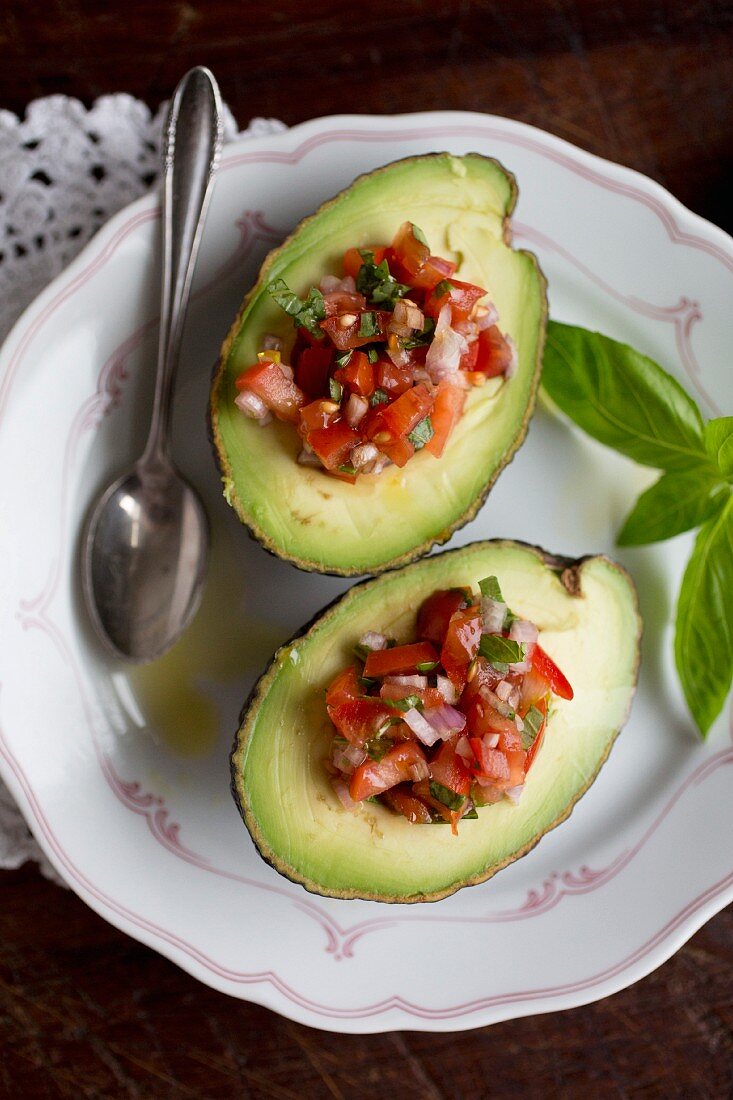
[211,154,547,575]
[231,540,641,903]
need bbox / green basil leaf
[370,388,389,407]
[267,278,326,338]
[411,223,429,247]
[434,279,454,299]
[367,347,379,363]
[366,737,390,762]
[521,705,545,750]
[356,259,409,309]
[402,316,436,349]
[478,635,525,665]
[478,575,505,602]
[329,377,343,403]
[408,416,434,450]
[416,660,439,672]
[704,416,733,477]
[674,497,733,736]
[542,322,707,471]
[389,694,423,712]
[617,468,729,546]
[338,464,357,475]
[358,311,379,338]
[353,643,371,661]
[429,781,465,811]
[334,349,353,368]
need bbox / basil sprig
[478,635,526,666]
[543,322,733,736]
[267,278,325,338]
[356,256,409,308]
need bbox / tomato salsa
[234,223,516,479]
[324,576,573,833]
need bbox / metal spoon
[82,67,223,662]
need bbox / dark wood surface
[1,2,732,1096]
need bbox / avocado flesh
[211,154,547,575]
[231,541,641,903]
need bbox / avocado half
[210,154,547,575]
[231,540,641,903]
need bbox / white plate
[1,112,731,1034]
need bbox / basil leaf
[478,635,525,665]
[338,464,357,475]
[617,468,729,546]
[389,694,423,712]
[358,311,379,338]
[542,322,707,471]
[704,416,733,477]
[429,781,465,811]
[353,643,371,661]
[366,737,390,762]
[267,278,326,338]
[370,388,389,407]
[367,347,379,363]
[411,223,429,247]
[479,575,505,602]
[416,660,439,672]
[334,349,353,368]
[521,705,545,750]
[434,279,454,298]
[408,416,434,450]
[356,259,409,309]
[329,377,343,402]
[674,497,733,736]
[402,316,436,349]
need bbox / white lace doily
[0,94,286,880]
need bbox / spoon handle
[144,66,223,463]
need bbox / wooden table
[1,2,732,1095]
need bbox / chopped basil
[434,279,454,298]
[430,806,478,822]
[366,737,390,761]
[411,223,429,247]
[329,377,343,402]
[401,316,435,349]
[334,349,353,368]
[358,675,377,690]
[358,311,380,338]
[370,388,389,407]
[478,635,526,666]
[356,258,409,309]
[521,705,545,750]
[366,347,379,363]
[416,660,438,672]
[338,464,357,475]
[353,642,371,661]
[429,781,465,811]
[389,694,423,712]
[408,416,434,450]
[267,278,326,338]
[358,248,375,264]
[478,574,518,624]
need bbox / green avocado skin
[231,540,642,904]
[210,153,548,576]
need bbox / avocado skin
[230,539,642,904]
[210,153,548,577]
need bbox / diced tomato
[470,738,510,782]
[524,697,547,772]
[363,641,439,679]
[326,666,361,708]
[424,381,465,458]
[369,383,433,441]
[390,222,430,279]
[379,683,446,709]
[416,587,472,647]
[429,742,472,797]
[349,741,428,801]
[409,254,457,291]
[531,645,574,700]
[327,698,394,746]
[425,279,487,323]
[382,434,416,467]
[307,419,360,470]
[235,359,305,423]
[376,358,413,396]
[342,246,387,280]
[320,310,392,351]
[440,606,482,688]
[381,784,433,824]
[459,339,479,372]
[464,694,518,741]
[475,325,515,378]
[299,399,338,435]
[323,290,366,317]
[334,350,375,397]
[294,346,333,399]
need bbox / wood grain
[1,1,732,1094]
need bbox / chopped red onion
[319,274,357,294]
[360,631,388,651]
[384,674,428,690]
[495,679,513,702]
[510,619,539,645]
[351,442,379,472]
[278,361,294,381]
[369,454,391,476]
[455,735,473,762]
[423,704,466,737]
[505,784,524,805]
[297,448,322,466]
[475,303,499,331]
[345,394,369,427]
[454,320,479,342]
[483,689,514,719]
[387,319,414,339]
[332,743,367,775]
[387,342,411,368]
[436,675,458,704]
[393,299,423,330]
[514,714,525,734]
[403,707,442,747]
[481,596,506,634]
[259,332,283,352]
[330,776,358,811]
[235,390,271,423]
[425,304,468,381]
[484,732,499,749]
